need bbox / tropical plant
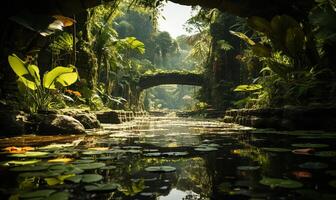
[231,14,331,107]
[8,54,79,112]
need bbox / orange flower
[72,91,81,97]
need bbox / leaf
[46,191,69,200]
[27,64,41,85]
[145,166,176,173]
[251,43,272,57]
[85,183,118,192]
[8,54,29,77]
[299,162,328,169]
[261,147,291,152]
[286,27,305,56]
[43,65,78,89]
[247,16,272,35]
[234,84,263,92]
[124,37,145,54]
[74,162,106,170]
[8,151,49,158]
[20,189,56,198]
[10,165,48,172]
[3,160,41,166]
[260,177,303,189]
[48,158,73,163]
[82,174,103,183]
[291,143,329,148]
[229,30,255,45]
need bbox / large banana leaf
[43,65,78,89]
[8,54,29,77]
[124,37,145,54]
[8,54,39,90]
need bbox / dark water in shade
[1,116,336,200]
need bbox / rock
[72,113,101,129]
[36,114,85,135]
[0,111,28,135]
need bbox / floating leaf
[145,166,176,173]
[329,180,336,188]
[100,165,117,170]
[259,177,303,189]
[261,147,291,152]
[8,151,49,158]
[10,165,48,172]
[237,166,260,171]
[85,183,118,192]
[20,189,56,198]
[3,159,41,166]
[194,147,218,152]
[75,162,106,170]
[291,143,329,148]
[314,151,336,157]
[144,152,161,157]
[299,162,328,169]
[326,170,336,177]
[4,146,34,153]
[48,158,73,163]
[46,191,69,200]
[162,152,189,156]
[65,174,103,183]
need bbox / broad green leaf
[20,189,56,198]
[124,37,145,54]
[229,30,255,46]
[8,54,29,77]
[286,27,305,56]
[27,64,41,85]
[234,84,262,92]
[251,43,272,57]
[145,166,176,173]
[85,183,118,192]
[247,16,272,35]
[260,177,303,189]
[43,65,78,89]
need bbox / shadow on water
[0,116,336,199]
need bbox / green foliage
[8,54,79,112]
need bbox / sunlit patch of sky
[158,2,196,38]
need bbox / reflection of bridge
[138,72,204,91]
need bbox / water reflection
[1,117,336,200]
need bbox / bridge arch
[137,72,204,91]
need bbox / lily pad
[3,159,41,166]
[261,147,291,152]
[314,151,336,157]
[237,166,260,171]
[72,159,95,164]
[194,147,218,152]
[75,162,106,170]
[10,164,48,172]
[48,158,73,163]
[8,151,49,158]
[145,166,176,173]
[163,152,189,156]
[329,180,336,188]
[100,165,117,170]
[46,191,69,200]
[84,183,118,192]
[259,177,303,189]
[82,151,104,155]
[326,170,336,177]
[299,162,328,169]
[20,189,56,198]
[65,174,103,183]
[291,143,329,148]
[144,152,161,157]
